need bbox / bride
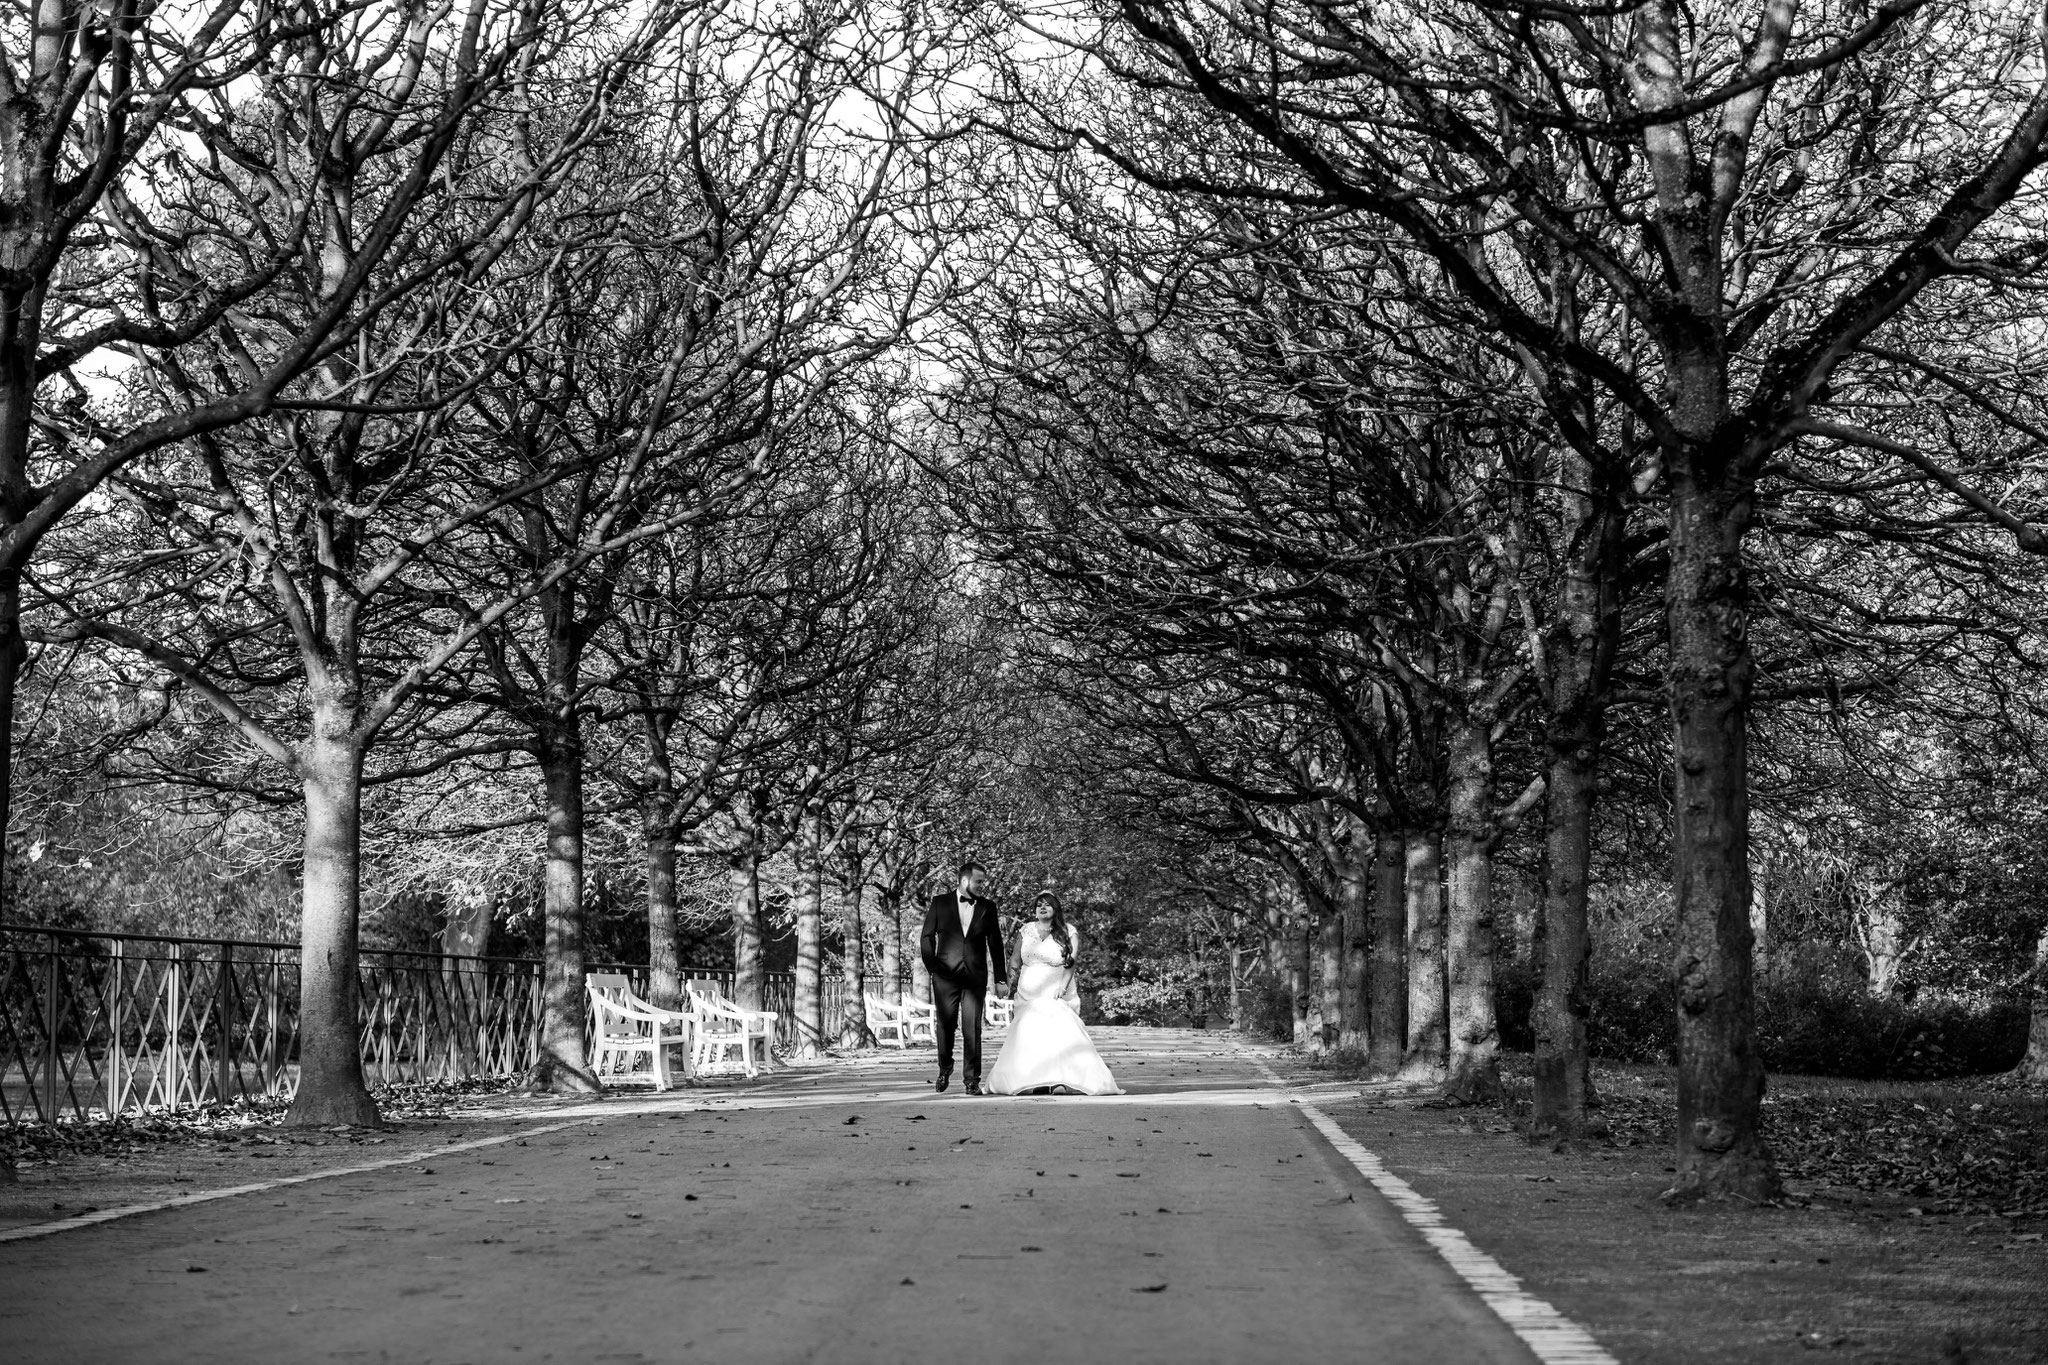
[987,892,1122,1096]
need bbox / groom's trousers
[930,975,985,1080]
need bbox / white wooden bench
[586,973,693,1090]
[865,994,918,1047]
[984,993,1013,1030]
[901,997,937,1046]
[687,985,776,1077]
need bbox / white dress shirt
[957,893,977,936]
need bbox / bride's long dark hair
[1032,891,1074,965]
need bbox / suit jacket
[920,890,1007,989]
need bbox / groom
[918,858,1009,1095]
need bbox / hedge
[1494,959,2027,1080]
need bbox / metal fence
[1,923,847,1125]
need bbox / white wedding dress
[987,924,1122,1096]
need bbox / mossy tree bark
[1399,829,1447,1081]
[840,872,876,1049]
[731,845,766,1012]
[530,734,599,1094]
[1287,906,1313,1046]
[1665,463,1776,1201]
[791,814,826,1058]
[288,723,380,1128]
[1316,906,1344,1053]
[0,572,19,917]
[1532,450,1625,1139]
[2017,929,2048,1083]
[1337,831,1371,1053]
[1441,718,1502,1106]
[1532,741,1600,1138]
[880,887,904,1005]
[644,820,683,1010]
[1368,824,1408,1074]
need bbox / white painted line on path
[1296,1105,1620,1365]
[1241,1050,1618,1365]
[0,1119,589,1245]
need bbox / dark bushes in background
[1494,959,2026,1079]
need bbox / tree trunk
[1317,907,1343,1053]
[1532,731,1600,1138]
[1665,472,1778,1200]
[529,738,598,1093]
[1442,718,1502,1105]
[1750,859,1770,982]
[1284,905,1311,1045]
[1531,440,1623,1139]
[1228,932,1244,1031]
[1337,824,1370,1052]
[0,278,34,922]
[730,850,765,1011]
[2015,928,2048,1082]
[880,887,903,1005]
[1856,886,1911,999]
[1399,828,1447,1081]
[440,897,492,958]
[439,893,493,1079]
[792,818,825,1058]
[0,571,21,919]
[645,815,683,1010]
[1368,825,1407,1074]
[287,729,381,1127]
[910,947,931,1005]
[1261,894,1287,1038]
[840,875,875,1048]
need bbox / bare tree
[444,12,962,1081]
[29,0,688,1124]
[0,0,596,909]
[1010,0,2048,1199]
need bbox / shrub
[1240,972,1295,1040]
[1493,957,2027,1079]
[1095,978,1186,1025]
[1754,983,2025,1079]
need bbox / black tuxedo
[919,890,1008,1081]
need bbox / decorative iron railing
[0,924,850,1125]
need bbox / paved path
[0,1030,1536,1364]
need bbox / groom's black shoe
[964,1077,984,1096]
[934,1071,951,1092]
